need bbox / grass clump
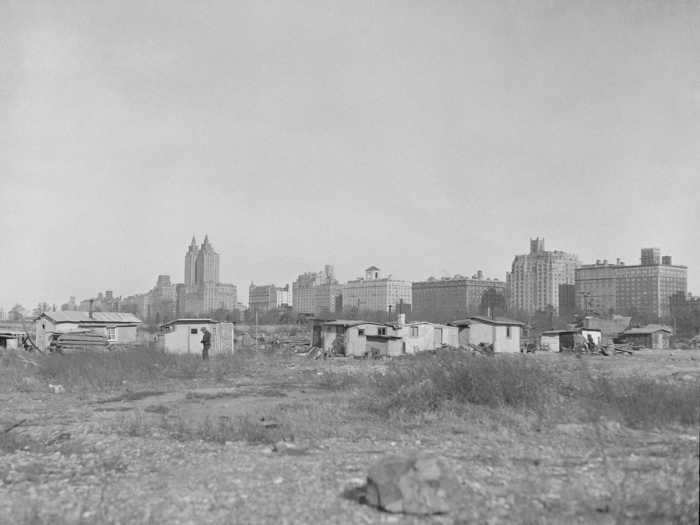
[587,375,700,428]
[32,347,249,391]
[367,350,559,415]
[120,412,292,445]
[37,348,173,389]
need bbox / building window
[410,326,419,337]
[107,327,117,341]
[358,329,365,336]
[190,328,198,335]
[506,326,511,338]
[378,327,387,336]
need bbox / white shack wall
[494,325,520,353]
[322,324,389,356]
[460,322,520,353]
[162,323,217,354]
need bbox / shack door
[433,327,443,347]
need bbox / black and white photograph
[1,1,698,523]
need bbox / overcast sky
[1,0,698,309]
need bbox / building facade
[292,272,318,314]
[575,249,687,320]
[292,265,339,315]
[508,238,578,315]
[248,283,291,313]
[412,271,506,322]
[176,236,237,317]
[342,266,412,314]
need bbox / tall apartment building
[292,265,339,316]
[249,283,291,313]
[508,238,579,315]
[176,236,237,316]
[342,266,412,314]
[412,271,506,322]
[292,272,318,314]
[575,249,687,319]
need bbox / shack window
[358,329,365,336]
[378,327,387,336]
[107,327,117,341]
[190,328,198,335]
[410,326,419,337]
[506,326,511,338]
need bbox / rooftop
[321,320,387,328]
[160,318,219,327]
[623,325,673,335]
[451,316,525,327]
[39,311,142,324]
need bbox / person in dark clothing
[586,333,596,351]
[200,327,211,360]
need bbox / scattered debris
[357,453,460,515]
[44,431,71,446]
[271,440,307,455]
[49,384,65,394]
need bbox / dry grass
[119,411,294,445]
[26,347,254,391]
[316,349,700,430]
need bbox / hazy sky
[1,0,698,309]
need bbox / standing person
[200,327,211,360]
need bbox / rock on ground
[364,452,460,515]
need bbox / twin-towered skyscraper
[177,235,237,316]
[184,235,220,285]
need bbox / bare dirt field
[1,347,698,524]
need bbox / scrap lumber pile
[50,331,108,353]
[560,343,636,357]
[305,346,333,359]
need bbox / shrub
[37,348,173,390]
[586,375,700,428]
[366,350,560,415]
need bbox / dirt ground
[0,349,698,524]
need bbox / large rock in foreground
[364,453,459,515]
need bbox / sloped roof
[39,311,142,324]
[322,320,387,328]
[160,318,218,327]
[451,316,525,327]
[623,324,672,335]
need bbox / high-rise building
[508,238,579,315]
[412,271,506,322]
[195,235,220,284]
[342,266,412,314]
[576,249,687,320]
[248,283,291,313]
[291,265,339,315]
[292,272,319,315]
[184,236,198,286]
[176,236,237,316]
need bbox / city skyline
[2,1,698,308]
[0,235,693,313]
